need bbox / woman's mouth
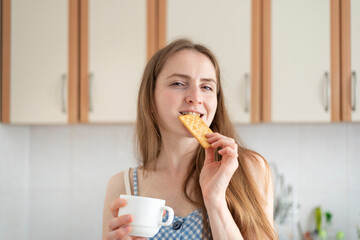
[180,111,204,118]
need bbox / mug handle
[158,206,174,226]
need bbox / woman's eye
[171,82,184,86]
[202,86,213,91]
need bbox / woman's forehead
[160,49,217,79]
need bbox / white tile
[72,125,136,191]
[0,125,29,194]
[237,124,300,187]
[297,124,347,193]
[236,124,263,149]
[28,191,71,240]
[347,124,360,193]
[29,126,72,191]
[70,190,103,240]
[0,192,28,240]
[345,192,360,240]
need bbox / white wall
[1,123,359,240]
[0,125,29,240]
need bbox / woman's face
[154,49,218,137]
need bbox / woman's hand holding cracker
[199,133,239,204]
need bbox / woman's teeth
[181,112,201,117]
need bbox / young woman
[102,38,277,240]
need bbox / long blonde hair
[136,38,277,239]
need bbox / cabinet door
[167,0,252,124]
[351,0,360,121]
[9,0,69,124]
[86,0,146,123]
[271,0,331,122]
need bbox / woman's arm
[102,171,146,240]
[200,133,243,240]
[203,194,243,240]
[246,154,275,230]
[201,133,274,240]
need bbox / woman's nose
[185,88,203,105]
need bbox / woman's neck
[153,131,199,173]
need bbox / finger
[108,214,133,231]
[218,147,238,158]
[109,198,127,217]
[206,132,221,143]
[211,138,237,150]
[204,147,215,164]
[133,237,147,240]
[106,225,132,240]
[220,155,239,175]
[206,133,235,144]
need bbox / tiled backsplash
[1,123,359,240]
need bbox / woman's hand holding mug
[106,195,174,239]
[106,198,146,240]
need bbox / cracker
[178,114,213,148]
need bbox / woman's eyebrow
[166,73,191,80]
[167,73,216,83]
[201,78,217,84]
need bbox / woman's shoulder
[105,168,134,201]
[242,150,270,175]
[242,151,273,195]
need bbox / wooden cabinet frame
[1,0,11,123]
[251,0,263,123]
[147,0,166,61]
[330,0,341,122]
[340,0,352,121]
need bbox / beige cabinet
[1,0,149,124]
[270,0,333,122]
[2,0,356,124]
[81,0,147,123]
[1,0,78,124]
[166,0,253,124]
[350,0,360,121]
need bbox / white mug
[118,195,174,237]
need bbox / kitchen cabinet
[166,0,258,124]
[2,0,356,124]
[341,0,360,121]
[350,0,360,121]
[1,0,153,124]
[269,0,339,122]
[1,0,79,124]
[80,0,147,123]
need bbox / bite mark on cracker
[178,114,213,148]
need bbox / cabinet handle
[352,71,357,111]
[89,73,94,112]
[324,72,330,112]
[244,73,250,113]
[61,74,67,113]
